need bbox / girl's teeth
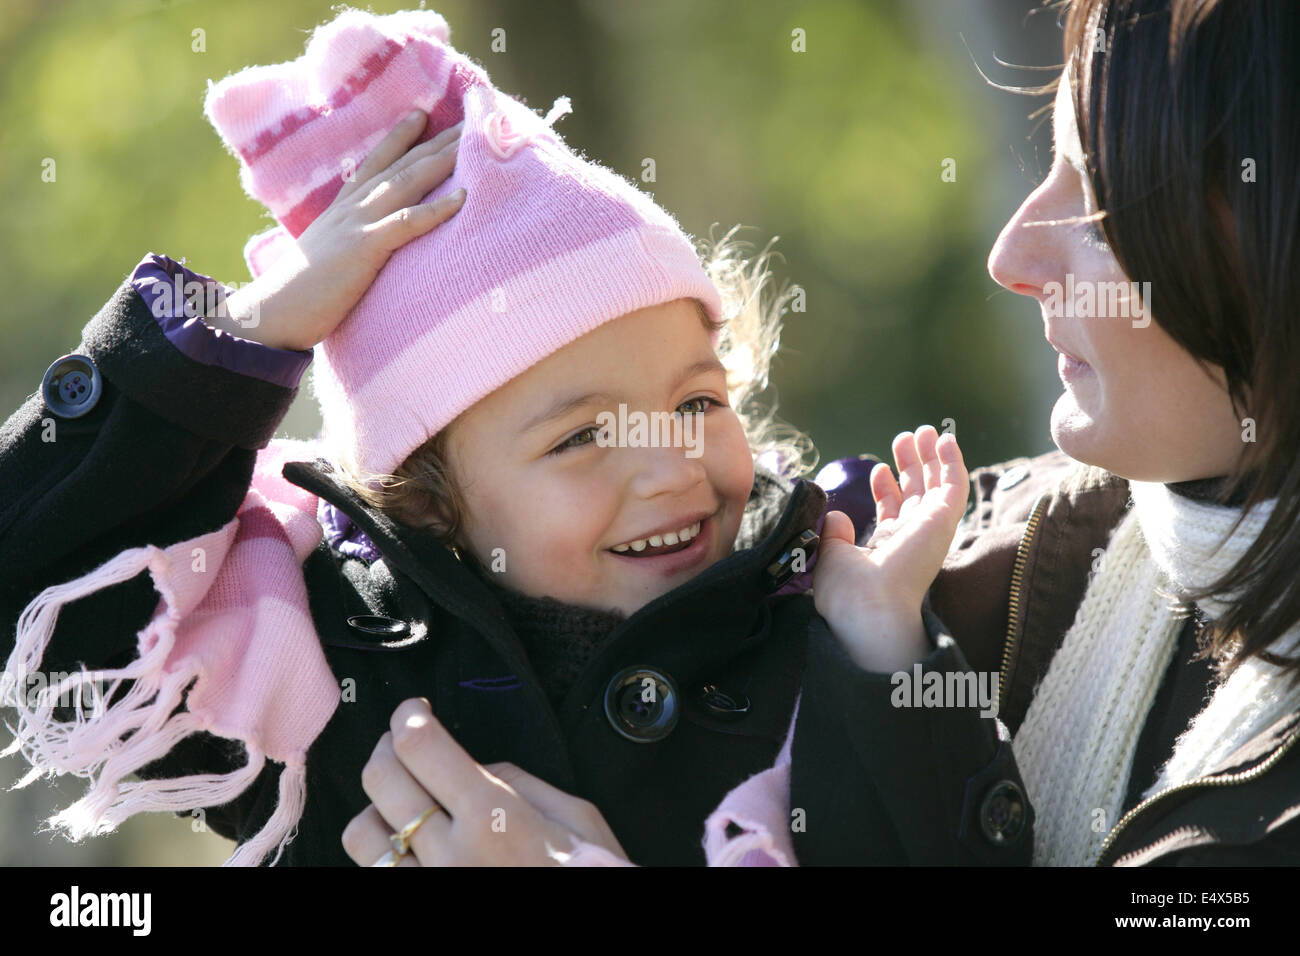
[611,520,704,553]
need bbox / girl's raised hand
[342,698,630,867]
[811,425,969,673]
[210,110,466,351]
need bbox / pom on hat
[205,8,471,245]
[204,8,721,478]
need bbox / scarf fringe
[1,526,306,864]
[222,756,308,867]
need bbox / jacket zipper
[998,494,1049,708]
[1096,720,1300,865]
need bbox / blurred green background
[1,0,1062,864]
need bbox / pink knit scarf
[2,438,337,866]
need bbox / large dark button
[765,528,819,590]
[696,682,751,721]
[603,666,680,743]
[346,615,410,639]
[979,780,1027,846]
[41,354,102,419]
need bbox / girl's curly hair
[328,225,817,550]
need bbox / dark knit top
[452,466,803,710]
[470,564,628,710]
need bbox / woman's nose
[988,179,1060,299]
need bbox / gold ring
[370,850,402,867]
[390,801,445,856]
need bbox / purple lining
[130,252,313,389]
[316,495,383,563]
[458,676,524,691]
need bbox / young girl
[0,8,1013,866]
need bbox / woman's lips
[1047,334,1092,384]
[1056,349,1092,384]
[606,515,714,577]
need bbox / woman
[351,0,1300,866]
[970,0,1299,865]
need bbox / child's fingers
[936,432,970,509]
[359,131,461,220]
[914,425,940,490]
[365,188,467,252]
[891,431,924,500]
[820,509,857,547]
[340,109,431,200]
[870,461,902,522]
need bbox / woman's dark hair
[1058,0,1300,679]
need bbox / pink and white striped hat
[204,7,721,477]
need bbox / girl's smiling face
[442,298,755,617]
[987,73,1244,483]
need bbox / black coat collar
[280,458,827,681]
[283,457,827,608]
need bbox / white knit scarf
[1011,477,1300,866]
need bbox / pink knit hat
[203,7,722,478]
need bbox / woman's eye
[677,397,718,416]
[1073,166,1110,250]
[1082,219,1110,251]
[549,426,599,456]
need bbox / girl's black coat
[0,273,1026,866]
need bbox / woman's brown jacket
[927,449,1300,865]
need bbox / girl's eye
[677,396,719,416]
[549,426,600,456]
[547,398,720,456]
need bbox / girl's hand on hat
[811,425,969,673]
[342,698,631,866]
[216,110,466,352]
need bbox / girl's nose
[987,179,1060,300]
[629,444,707,500]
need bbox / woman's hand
[210,110,466,351]
[812,424,969,673]
[342,698,630,866]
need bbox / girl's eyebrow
[521,389,618,435]
[519,357,727,435]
